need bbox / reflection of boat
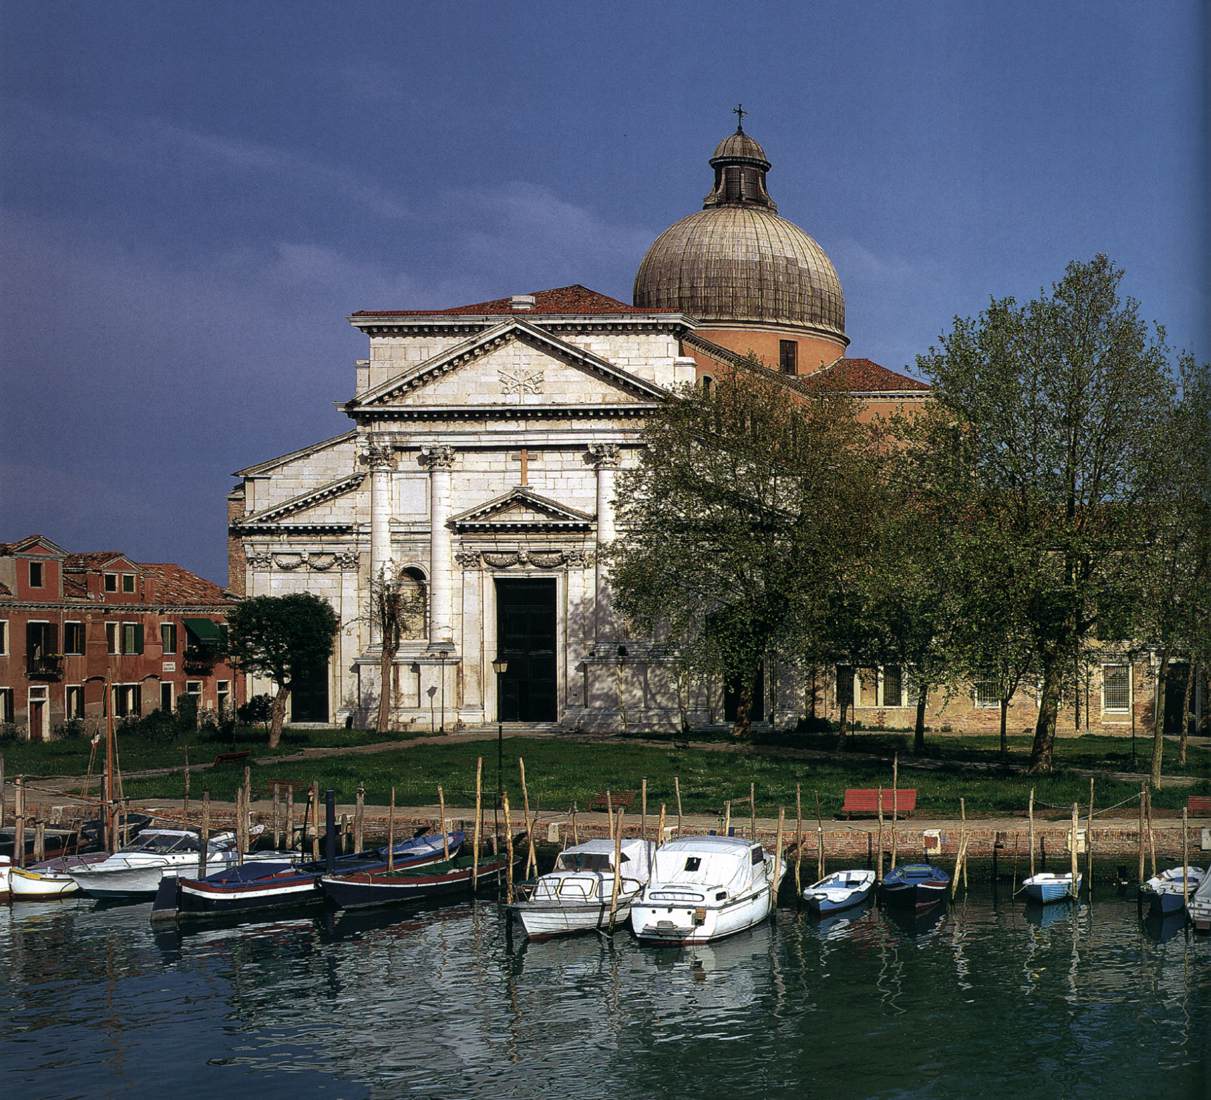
[510,838,654,938]
[67,830,245,898]
[882,899,947,937]
[164,832,463,920]
[1140,866,1204,916]
[804,869,875,915]
[1189,868,1211,933]
[1022,872,1081,904]
[320,849,508,909]
[10,853,110,899]
[811,900,875,941]
[1024,899,1080,929]
[1142,908,1189,944]
[631,835,785,945]
[878,863,950,909]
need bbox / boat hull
[70,854,237,899]
[631,883,777,945]
[1022,874,1081,904]
[0,857,10,901]
[320,859,506,910]
[804,880,874,915]
[512,898,634,938]
[1146,890,1190,917]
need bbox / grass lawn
[122,736,1210,816]
[0,725,415,779]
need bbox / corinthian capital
[360,439,397,471]
[589,442,621,469]
[421,445,456,470]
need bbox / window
[160,622,177,654]
[0,620,7,655]
[701,375,713,394]
[106,622,119,655]
[684,857,702,872]
[66,685,84,719]
[973,679,999,708]
[160,681,175,712]
[751,846,765,865]
[185,680,202,698]
[112,684,142,718]
[26,621,57,664]
[400,568,429,640]
[122,573,136,593]
[64,622,85,655]
[0,688,13,723]
[1102,664,1131,712]
[104,573,118,593]
[882,665,904,708]
[779,339,797,374]
[836,665,855,707]
[217,680,230,715]
[121,622,144,655]
[28,560,44,588]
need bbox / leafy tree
[610,368,881,737]
[915,255,1174,773]
[226,593,339,748]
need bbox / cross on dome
[732,103,747,132]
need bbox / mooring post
[285,785,294,852]
[354,784,365,853]
[674,775,683,836]
[750,782,757,841]
[471,757,482,889]
[656,802,666,847]
[1028,787,1036,878]
[1069,802,1079,898]
[608,806,624,933]
[272,784,281,849]
[14,775,25,868]
[814,790,825,880]
[387,786,396,871]
[324,789,337,873]
[1182,806,1190,907]
[641,777,648,844]
[1086,777,1095,896]
[197,791,210,879]
[502,789,515,905]
[1137,783,1145,884]
[876,785,885,883]
[310,781,321,861]
[438,785,449,860]
[723,799,731,836]
[794,784,803,898]
[890,754,899,870]
[772,807,785,911]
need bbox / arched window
[701,375,713,394]
[399,567,428,640]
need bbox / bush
[55,718,87,740]
[238,694,274,729]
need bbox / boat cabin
[553,839,652,878]
[648,835,765,902]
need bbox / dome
[634,127,845,339]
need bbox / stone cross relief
[498,366,544,396]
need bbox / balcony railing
[27,654,64,680]
[183,646,218,674]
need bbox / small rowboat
[10,853,110,900]
[877,862,950,909]
[803,869,875,915]
[320,850,511,909]
[1021,871,1081,904]
[1140,865,1205,917]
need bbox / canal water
[0,889,1206,1099]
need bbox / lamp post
[437,649,450,734]
[426,684,437,736]
[492,657,508,808]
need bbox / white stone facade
[229,306,708,730]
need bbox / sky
[1,1,1207,584]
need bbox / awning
[184,617,224,645]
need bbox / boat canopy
[554,839,652,878]
[122,830,202,854]
[651,835,762,889]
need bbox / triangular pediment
[234,472,364,530]
[348,320,667,415]
[450,487,594,531]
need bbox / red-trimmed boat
[876,862,950,909]
[320,850,512,910]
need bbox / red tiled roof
[802,358,930,394]
[0,580,11,597]
[141,563,233,605]
[353,284,677,318]
[64,551,129,568]
[62,573,88,598]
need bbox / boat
[10,853,111,900]
[803,869,876,915]
[1189,866,1211,933]
[0,855,10,901]
[876,862,950,909]
[1021,871,1081,904]
[66,829,244,899]
[162,831,464,919]
[320,848,511,909]
[1140,865,1205,916]
[510,838,655,938]
[630,835,785,945]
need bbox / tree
[915,256,1174,772]
[370,565,428,734]
[226,593,340,748]
[609,368,881,737]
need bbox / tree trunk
[1178,661,1195,766]
[269,686,290,750]
[732,679,752,739]
[913,682,928,754]
[376,640,398,735]
[999,697,1009,757]
[1150,649,1169,790]
[837,699,849,746]
[1029,655,1062,773]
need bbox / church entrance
[495,578,557,723]
[292,655,330,723]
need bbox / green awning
[184,617,224,645]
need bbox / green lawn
[122,736,1209,816]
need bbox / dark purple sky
[2,1,1206,584]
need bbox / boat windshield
[556,852,616,873]
[127,832,199,854]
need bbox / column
[589,443,620,641]
[423,445,456,646]
[363,441,396,645]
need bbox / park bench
[1187,795,1211,817]
[212,750,251,767]
[841,788,917,819]
[588,790,637,812]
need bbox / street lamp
[492,657,508,807]
[426,684,437,736]
[437,649,450,734]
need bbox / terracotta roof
[62,573,88,599]
[353,284,676,318]
[0,580,11,597]
[64,551,129,568]
[1,534,67,555]
[141,563,232,605]
[803,358,930,394]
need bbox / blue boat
[803,869,875,915]
[877,862,950,909]
[1140,866,1205,917]
[1021,872,1080,904]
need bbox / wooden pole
[437,785,449,860]
[387,786,396,871]
[272,784,281,849]
[1145,786,1156,878]
[1137,783,1145,884]
[772,807,784,910]
[34,819,45,863]
[1182,806,1190,906]
[197,791,210,878]
[13,776,25,868]
[518,758,536,878]
[641,777,648,845]
[1028,786,1036,878]
[183,747,191,822]
[794,784,803,896]
[876,785,885,883]
[502,789,515,904]
[952,799,966,898]
[310,781,321,861]
[608,806,624,933]
[814,790,824,879]
[235,784,244,865]
[0,753,5,831]
[890,753,899,869]
[472,756,483,888]
[285,785,295,852]
[674,775,683,836]
[354,784,365,853]
[570,801,579,846]
[242,765,251,840]
[1070,801,1079,898]
[656,802,666,847]
[1086,777,1095,895]
[723,799,731,835]
[750,782,757,841]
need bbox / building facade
[0,535,241,738]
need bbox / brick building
[0,535,241,739]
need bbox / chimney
[510,294,536,312]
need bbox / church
[225,121,932,731]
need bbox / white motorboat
[510,838,654,938]
[0,855,10,901]
[631,835,785,945]
[1188,867,1211,933]
[10,852,110,900]
[66,829,243,899]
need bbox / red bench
[1188,796,1211,817]
[841,788,917,818]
